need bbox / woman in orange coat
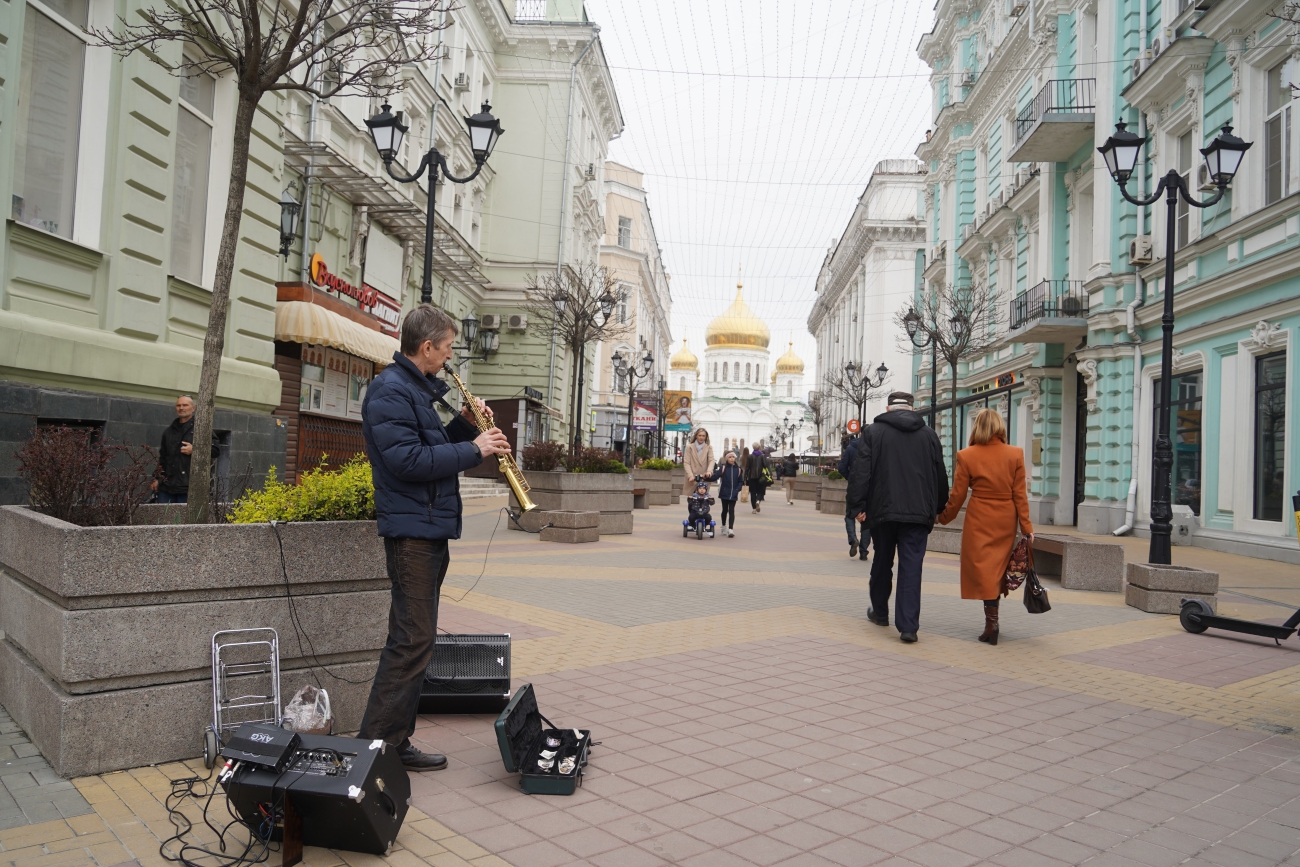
[937,408,1033,645]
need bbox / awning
[275,300,399,366]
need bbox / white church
[669,280,808,454]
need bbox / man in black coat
[837,432,866,560]
[846,392,948,643]
[150,395,219,503]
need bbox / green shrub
[565,446,629,474]
[640,458,675,471]
[229,456,375,523]
[827,470,844,481]
[521,439,565,472]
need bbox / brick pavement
[3,495,1300,867]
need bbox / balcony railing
[1015,79,1096,142]
[516,0,547,21]
[1009,280,1088,330]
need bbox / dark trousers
[749,482,766,503]
[868,522,930,634]
[844,515,859,546]
[720,499,736,528]
[155,490,188,504]
[358,537,449,749]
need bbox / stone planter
[792,476,820,502]
[1125,563,1219,614]
[632,469,674,506]
[818,478,847,514]
[671,467,685,505]
[509,471,634,534]
[0,506,387,777]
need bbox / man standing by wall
[359,305,510,771]
[846,392,948,644]
[151,395,218,504]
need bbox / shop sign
[309,253,402,337]
[632,402,658,430]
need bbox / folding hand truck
[203,628,282,769]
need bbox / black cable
[444,507,510,604]
[159,764,274,867]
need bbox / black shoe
[859,547,869,561]
[849,542,858,558]
[867,608,889,627]
[399,746,447,771]
[899,632,918,644]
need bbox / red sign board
[310,254,402,337]
[846,419,861,434]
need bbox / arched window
[757,365,762,381]
[712,362,718,381]
[679,376,685,390]
[733,362,739,380]
[787,381,792,397]
[722,363,728,381]
[745,363,751,382]
[723,437,730,450]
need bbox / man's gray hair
[400,304,459,355]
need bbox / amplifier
[222,732,409,858]
[420,633,511,714]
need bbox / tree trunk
[566,340,581,455]
[185,91,260,524]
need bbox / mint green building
[917,0,1297,563]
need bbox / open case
[494,683,591,795]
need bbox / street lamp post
[844,360,889,427]
[613,350,655,464]
[656,375,667,458]
[278,187,301,259]
[1098,121,1251,565]
[904,306,937,428]
[365,102,504,304]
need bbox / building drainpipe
[299,25,322,284]
[547,26,600,429]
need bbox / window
[1254,352,1287,521]
[679,376,685,390]
[613,368,627,394]
[712,362,718,382]
[787,381,792,397]
[618,295,628,324]
[1266,60,1293,206]
[1153,371,1203,516]
[11,0,89,237]
[745,363,751,382]
[617,216,631,248]
[722,363,728,382]
[1176,132,1193,249]
[171,71,215,284]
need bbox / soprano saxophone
[442,363,537,513]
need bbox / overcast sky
[584,0,934,396]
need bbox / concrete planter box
[1125,563,1219,614]
[671,467,685,505]
[818,478,847,514]
[792,476,820,502]
[509,471,634,534]
[632,469,674,506]
[0,506,387,777]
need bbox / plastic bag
[283,684,332,734]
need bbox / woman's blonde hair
[969,408,1007,446]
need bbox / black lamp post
[613,350,655,462]
[904,306,937,428]
[365,101,503,304]
[844,359,889,428]
[278,187,301,259]
[1099,120,1251,565]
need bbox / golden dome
[774,342,804,375]
[705,284,770,349]
[669,338,698,371]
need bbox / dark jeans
[844,515,859,546]
[749,482,766,503]
[720,499,736,528]
[155,490,188,504]
[868,521,930,634]
[358,537,449,749]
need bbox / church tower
[670,339,699,394]
[772,342,805,402]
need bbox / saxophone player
[358,305,511,772]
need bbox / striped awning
[275,300,398,366]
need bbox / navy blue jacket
[362,353,482,540]
[715,462,744,501]
[837,436,860,478]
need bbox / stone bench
[539,510,600,543]
[1033,534,1124,592]
[632,488,648,509]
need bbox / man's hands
[474,427,511,457]
[149,479,159,492]
[856,512,866,523]
[180,441,193,456]
[462,398,492,424]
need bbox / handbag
[1023,558,1051,614]
[1002,538,1032,597]
[761,465,774,485]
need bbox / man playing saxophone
[358,304,510,772]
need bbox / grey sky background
[584,0,935,398]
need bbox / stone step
[458,474,511,499]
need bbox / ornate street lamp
[904,305,938,429]
[613,350,655,463]
[278,187,301,259]
[844,358,889,428]
[453,312,495,361]
[1099,120,1251,565]
[365,101,504,304]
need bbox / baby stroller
[682,475,716,540]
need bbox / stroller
[682,475,716,540]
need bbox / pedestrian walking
[846,392,949,644]
[746,446,773,513]
[739,446,751,505]
[781,453,799,505]
[150,395,219,504]
[838,431,867,559]
[682,428,715,494]
[937,408,1034,646]
[715,451,744,537]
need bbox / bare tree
[801,389,830,469]
[894,280,1000,474]
[824,360,892,428]
[523,264,631,453]
[90,0,452,522]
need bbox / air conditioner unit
[453,72,469,91]
[1197,164,1219,191]
[1014,168,1027,187]
[1010,3,1026,16]
[583,163,596,181]
[1130,235,1154,265]
[506,313,528,330]
[1150,38,1162,57]
[960,71,976,86]
[962,223,976,242]
[1132,58,1144,79]
[480,313,501,330]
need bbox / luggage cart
[203,628,282,769]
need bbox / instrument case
[494,683,590,795]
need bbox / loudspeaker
[419,633,511,714]
[222,732,409,856]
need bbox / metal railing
[1009,279,1088,329]
[1015,79,1096,142]
[516,0,547,21]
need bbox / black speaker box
[222,732,409,855]
[420,633,511,714]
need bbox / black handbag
[1023,568,1051,614]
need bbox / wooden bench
[1032,534,1124,592]
[631,487,648,510]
